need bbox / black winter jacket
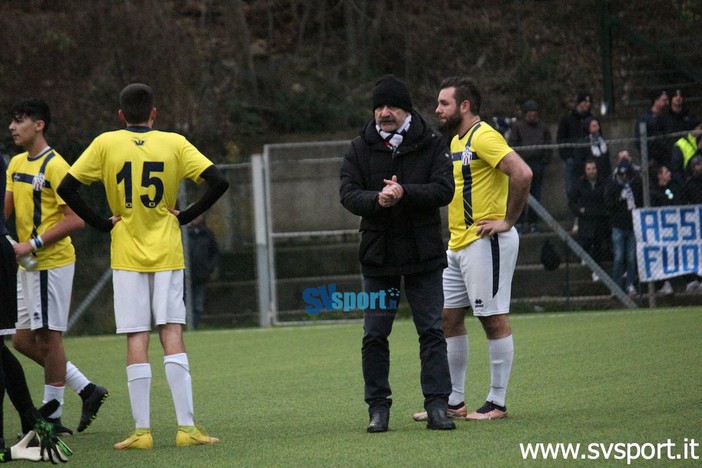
[339,112,454,276]
[568,177,609,238]
[604,173,644,230]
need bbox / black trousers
[362,269,451,415]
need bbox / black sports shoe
[77,385,109,432]
[46,418,73,436]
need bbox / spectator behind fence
[678,154,702,291]
[670,122,702,184]
[662,88,700,140]
[557,90,592,196]
[634,89,669,173]
[339,74,455,433]
[568,158,609,282]
[650,165,681,296]
[187,214,219,330]
[581,116,612,181]
[605,158,643,296]
[508,99,552,233]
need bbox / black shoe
[367,412,389,433]
[426,408,456,430]
[77,384,109,432]
[46,418,73,437]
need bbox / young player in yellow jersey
[5,98,108,436]
[58,83,229,450]
[413,77,532,422]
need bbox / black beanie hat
[372,74,413,112]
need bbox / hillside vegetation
[0,0,699,161]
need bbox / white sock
[65,361,90,394]
[127,363,152,429]
[486,335,514,407]
[446,335,468,407]
[164,353,194,426]
[43,385,65,419]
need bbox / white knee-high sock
[65,361,90,394]
[127,363,152,429]
[164,353,194,426]
[446,335,468,406]
[486,335,514,407]
[43,385,65,419]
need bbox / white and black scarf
[376,114,412,151]
[589,134,608,158]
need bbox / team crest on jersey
[32,172,46,191]
[132,138,146,146]
[461,146,475,165]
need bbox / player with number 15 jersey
[67,128,212,272]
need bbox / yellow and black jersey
[6,148,75,269]
[448,122,512,251]
[69,128,212,272]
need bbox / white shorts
[17,263,74,332]
[443,228,519,316]
[113,269,186,333]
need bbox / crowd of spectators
[504,88,702,296]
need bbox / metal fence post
[252,154,272,327]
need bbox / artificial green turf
[6,307,700,467]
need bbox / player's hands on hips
[476,219,512,238]
[168,208,180,216]
[110,215,122,225]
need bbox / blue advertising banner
[633,205,702,282]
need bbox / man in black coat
[340,75,455,433]
[604,159,644,295]
[568,158,609,279]
[187,215,219,329]
[557,91,592,196]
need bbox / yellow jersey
[6,148,75,269]
[448,121,512,251]
[68,128,213,272]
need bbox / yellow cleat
[113,429,153,450]
[176,425,220,447]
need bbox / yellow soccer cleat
[176,425,220,447]
[113,429,153,450]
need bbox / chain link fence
[67,128,702,331]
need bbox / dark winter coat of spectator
[662,88,700,137]
[650,165,681,208]
[634,89,670,171]
[679,154,702,205]
[581,116,611,181]
[508,99,552,232]
[557,90,592,195]
[187,215,219,329]
[604,159,644,295]
[568,158,609,279]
